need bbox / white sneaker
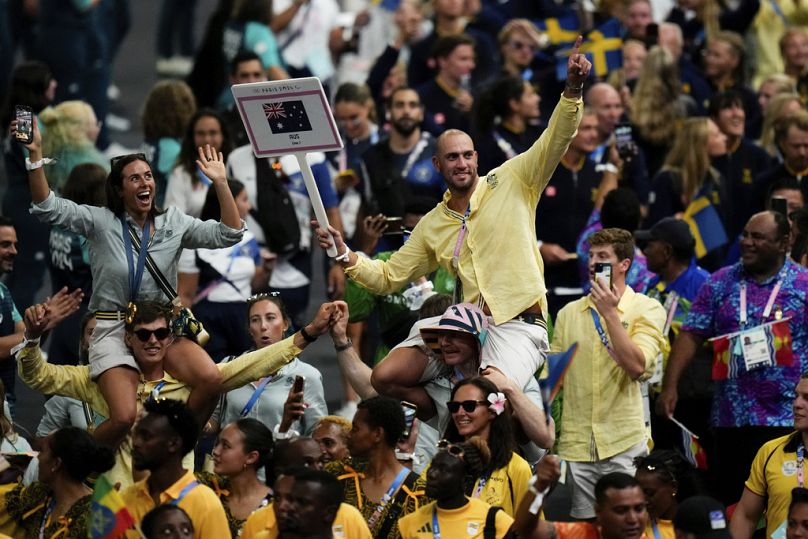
[335,400,358,420]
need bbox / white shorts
[88,318,139,379]
[396,315,549,388]
[567,440,648,519]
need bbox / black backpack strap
[375,471,419,539]
[484,506,502,539]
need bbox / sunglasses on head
[110,152,147,168]
[446,400,487,414]
[436,439,465,459]
[133,327,172,342]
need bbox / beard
[392,118,419,137]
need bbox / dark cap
[634,218,695,251]
[673,496,731,539]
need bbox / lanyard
[739,275,784,327]
[239,376,274,417]
[121,217,151,301]
[170,480,200,506]
[651,520,663,539]
[432,507,441,539]
[798,442,805,488]
[149,380,168,402]
[451,206,471,304]
[366,467,410,529]
[589,308,618,362]
[400,133,430,179]
[473,472,491,498]
[38,499,55,539]
[662,291,679,335]
[493,131,518,160]
[196,166,212,186]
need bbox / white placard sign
[232,77,343,157]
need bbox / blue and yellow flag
[555,18,623,80]
[535,13,580,46]
[682,196,728,258]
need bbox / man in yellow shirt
[122,398,229,539]
[242,455,372,538]
[17,299,338,488]
[398,445,514,538]
[552,228,667,519]
[314,39,591,405]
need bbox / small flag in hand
[264,101,313,134]
[539,343,578,423]
[672,417,708,470]
[89,475,135,539]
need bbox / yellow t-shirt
[398,498,514,539]
[240,502,372,539]
[121,469,230,539]
[645,518,675,539]
[744,432,802,538]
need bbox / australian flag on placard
[264,101,313,134]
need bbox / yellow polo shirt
[553,287,667,461]
[240,502,372,539]
[398,498,514,539]
[16,336,302,488]
[346,95,583,325]
[745,432,802,538]
[122,469,229,539]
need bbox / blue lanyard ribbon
[473,472,491,498]
[366,467,411,529]
[651,520,663,539]
[798,441,805,488]
[432,507,441,539]
[239,376,274,417]
[121,217,151,301]
[589,308,618,361]
[170,480,200,506]
[148,380,168,402]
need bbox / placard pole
[295,153,338,257]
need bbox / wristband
[334,245,352,263]
[10,335,40,356]
[334,338,353,352]
[595,163,619,174]
[565,82,584,93]
[25,157,57,171]
[299,326,318,343]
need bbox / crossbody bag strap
[374,471,419,539]
[128,224,178,302]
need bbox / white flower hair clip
[488,392,507,415]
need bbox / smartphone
[401,401,417,438]
[771,196,789,217]
[645,23,659,47]
[594,262,613,289]
[615,122,634,160]
[14,105,33,145]
[383,216,405,236]
[292,375,305,402]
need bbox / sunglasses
[133,327,173,342]
[446,400,487,414]
[509,39,537,52]
[248,291,282,302]
[436,439,465,459]
[110,152,147,168]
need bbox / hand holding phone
[594,262,613,289]
[292,375,305,402]
[14,105,33,145]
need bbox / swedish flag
[535,13,580,46]
[555,18,623,80]
[682,196,728,258]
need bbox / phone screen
[594,262,613,289]
[401,401,417,438]
[615,123,633,159]
[15,106,33,144]
[771,196,789,217]
[383,217,405,236]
